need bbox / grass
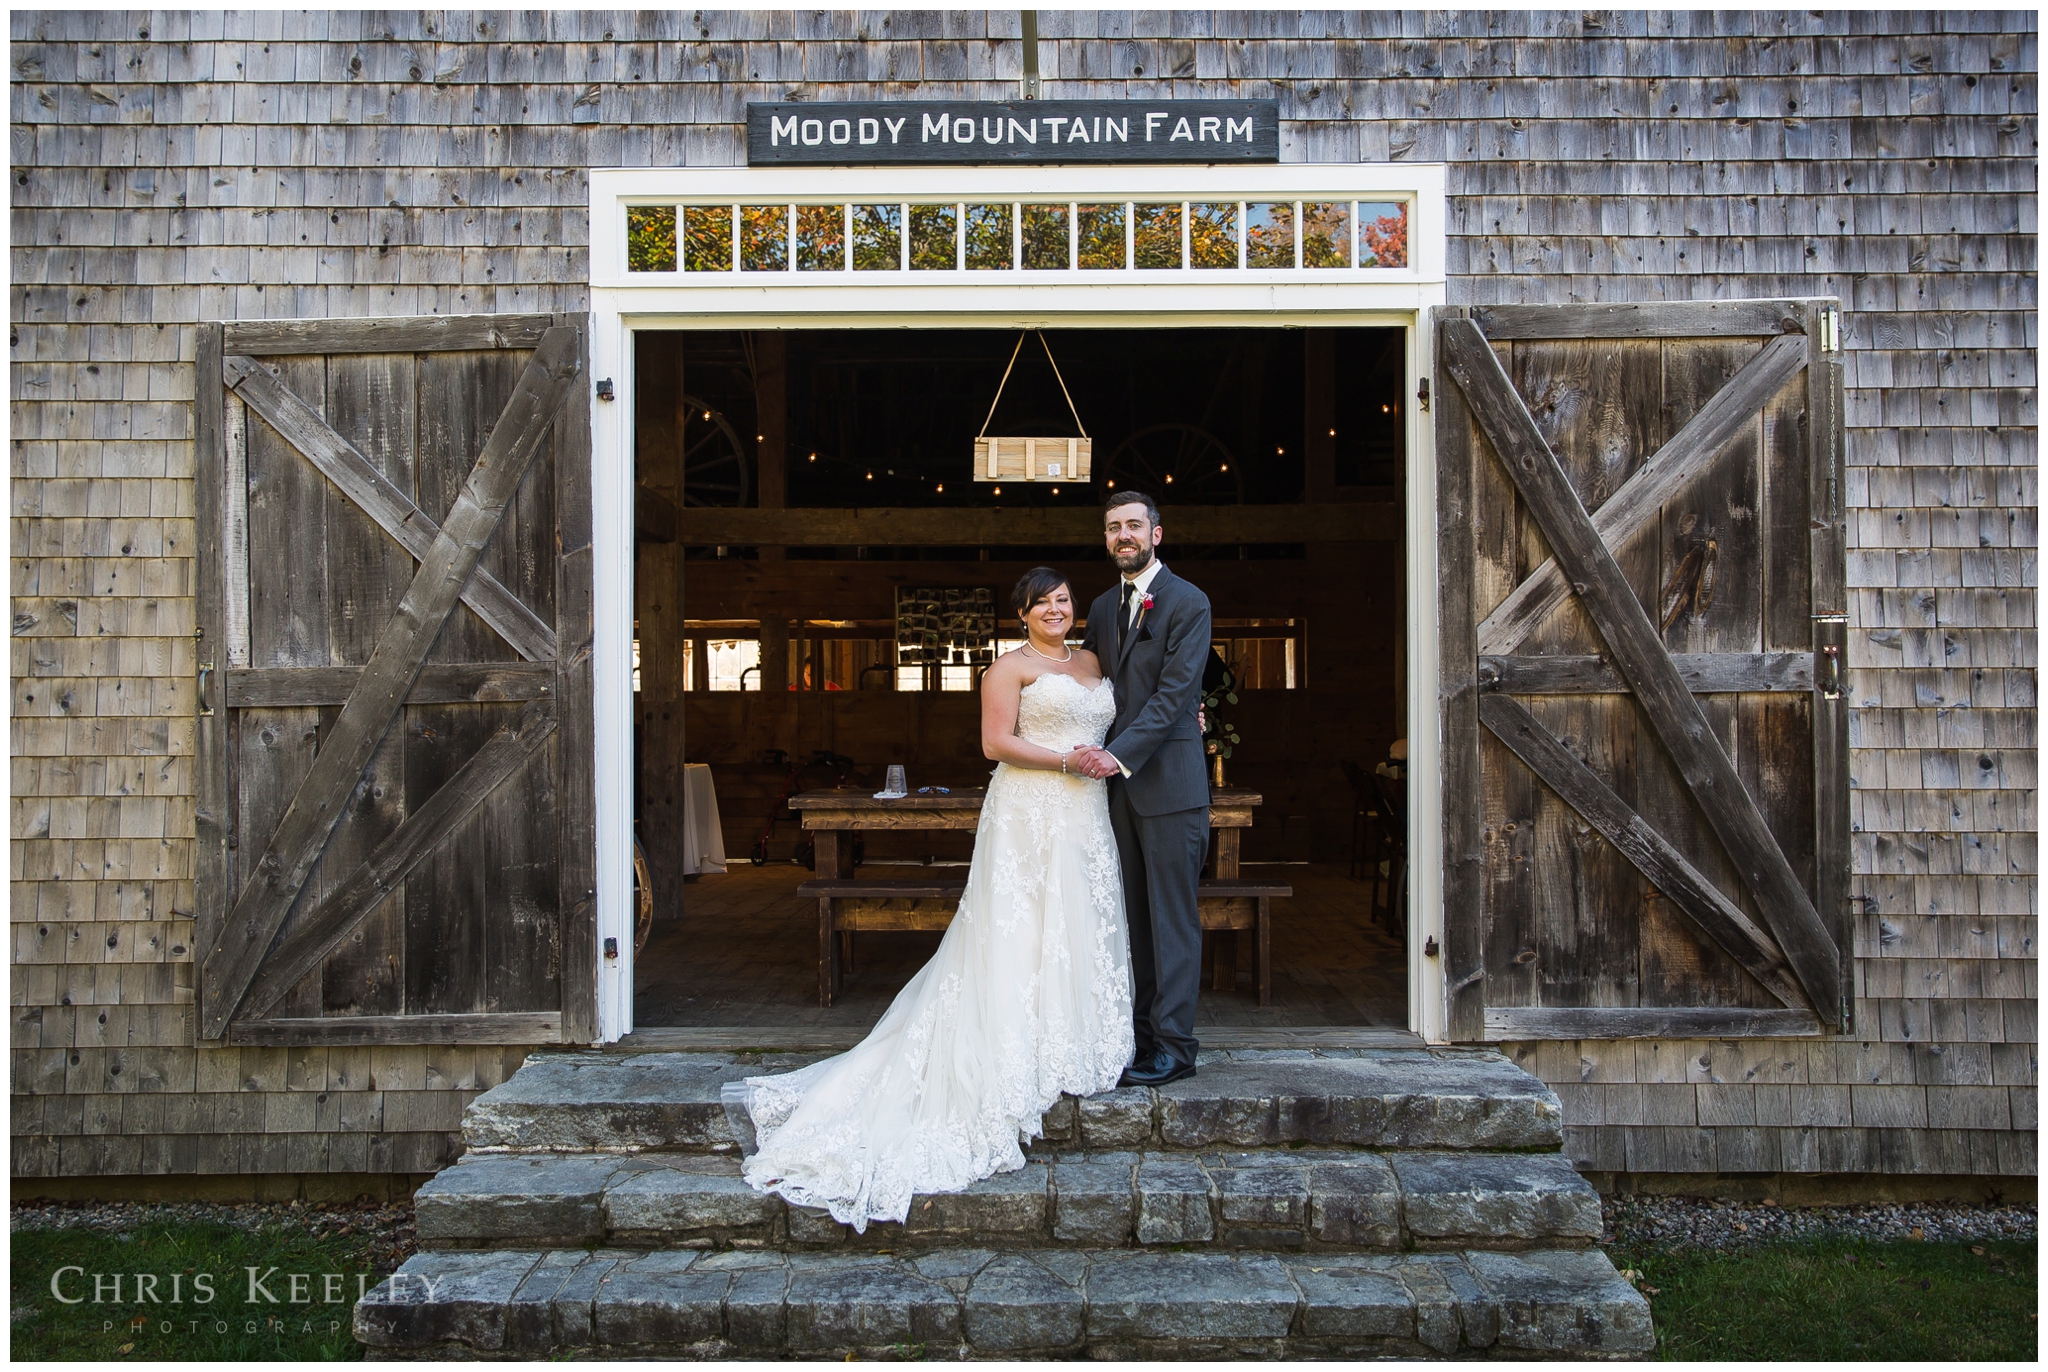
[1612,1234,2037,1362]
[10,1216,386,1361]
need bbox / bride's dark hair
[1011,566,1070,621]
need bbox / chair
[1339,759,1382,892]
[1368,766,1408,944]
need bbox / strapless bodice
[1016,672,1116,753]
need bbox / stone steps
[355,1245,1654,1359]
[460,1047,1565,1155]
[414,1145,1603,1254]
[370,1044,1649,1358]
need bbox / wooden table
[790,787,1286,1007]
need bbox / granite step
[460,1047,1565,1155]
[355,1244,1654,1359]
[412,1146,1603,1254]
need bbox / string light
[865,470,874,480]
[1164,473,1174,483]
[1276,445,1285,454]
[1328,427,1337,436]
[1220,463,1229,471]
[993,486,1002,495]
[809,452,817,461]
[936,482,944,493]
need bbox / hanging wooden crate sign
[973,332,1091,483]
[972,434,1092,483]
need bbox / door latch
[1423,936,1439,958]
[1416,377,1431,412]
[1818,644,1842,700]
[603,937,619,960]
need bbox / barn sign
[746,101,1280,165]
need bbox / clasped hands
[1065,745,1120,780]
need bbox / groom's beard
[1112,544,1154,575]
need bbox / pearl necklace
[1022,640,1074,663]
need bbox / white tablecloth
[681,763,727,875]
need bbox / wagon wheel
[1102,423,1244,504]
[678,393,752,507]
[633,839,655,954]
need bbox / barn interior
[631,325,1412,1030]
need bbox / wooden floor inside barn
[633,862,1407,1030]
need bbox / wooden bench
[798,876,1291,1009]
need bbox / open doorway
[631,325,1411,1029]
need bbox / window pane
[1022,204,1069,270]
[851,203,902,270]
[1189,202,1238,268]
[708,639,758,691]
[1246,202,1294,268]
[909,203,957,270]
[1303,201,1350,267]
[965,203,1013,269]
[795,204,845,271]
[1076,203,1126,269]
[626,206,676,272]
[1358,201,1409,267]
[1134,203,1183,269]
[740,205,788,271]
[683,205,732,272]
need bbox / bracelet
[1060,753,1068,774]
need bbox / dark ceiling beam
[672,503,1399,547]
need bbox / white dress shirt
[1122,555,1166,626]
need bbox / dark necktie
[1121,580,1137,627]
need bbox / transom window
[626,198,1410,275]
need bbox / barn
[9,8,2036,1356]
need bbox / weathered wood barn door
[191,315,596,1046]
[1435,300,1849,1042]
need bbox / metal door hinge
[1416,377,1431,412]
[1817,304,1842,354]
[1423,936,1439,958]
[604,937,619,960]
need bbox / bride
[735,567,1134,1232]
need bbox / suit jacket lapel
[1117,569,1169,675]
[1102,588,1122,673]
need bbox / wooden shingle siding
[9,9,2035,1182]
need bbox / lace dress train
[738,673,1134,1232]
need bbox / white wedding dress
[738,671,1134,1232]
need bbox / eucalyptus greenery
[1202,659,1241,761]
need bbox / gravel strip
[12,1194,2032,1266]
[1603,1193,2036,1252]
[11,1199,417,1272]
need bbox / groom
[1073,491,1212,1087]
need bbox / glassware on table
[876,764,909,799]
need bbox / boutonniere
[1140,593,1155,612]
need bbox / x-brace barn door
[192,315,596,1046]
[1435,300,1850,1042]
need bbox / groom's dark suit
[1081,563,1212,1069]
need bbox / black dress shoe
[1119,1050,1197,1088]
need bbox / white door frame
[587,164,1449,1043]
